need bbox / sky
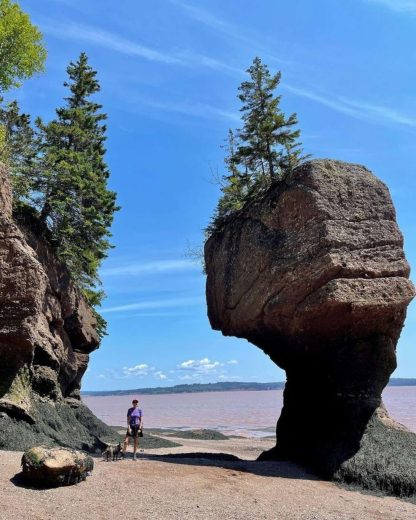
[10,0,416,390]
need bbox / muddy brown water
[82,386,416,437]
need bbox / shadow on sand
[142,452,319,480]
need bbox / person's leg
[123,434,130,454]
[133,430,138,460]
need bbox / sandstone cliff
[0,164,116,451]
[205,159,416,497]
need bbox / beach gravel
[0,436,415,519]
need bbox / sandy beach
[1,434,415,520]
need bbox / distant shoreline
[82,378,416,397]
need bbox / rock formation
[0,164,116,451]
[205,159,416,496]
[21,446,94,487]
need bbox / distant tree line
[82,378,416,396]
[206,57,309,236]
[82,381,287,396]
[0,1,118,336]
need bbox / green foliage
[35,53,118,333]
[2,54,118,338]
[0,98,41,203]
[0,0,46,92]
[207,57,308,235]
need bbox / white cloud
[123,364,149,376]
[178,357,222,372]
[101,259,198,277]
[171,357,242,382]
[283,83,416,129]
[365,0,416,14]
[103,364,168,379]
[101,296,202,314]
[93,357,240,384]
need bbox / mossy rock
[21,446,94,487]
[167,429,229,441]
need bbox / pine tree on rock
[235,57,303,182]
[207,57,307,236]
[38,53,118,332]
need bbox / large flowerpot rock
[205,159,416,497]
[21,446,94,487]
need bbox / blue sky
[11,0,416,390]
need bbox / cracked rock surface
[205,159,416,496]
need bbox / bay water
[82,386,416,438]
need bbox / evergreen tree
[217,129,248,216]
[0,99,40,204]
[38,53,118,334]
[235,57,303,182]
[207,57,308,235]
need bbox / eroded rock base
[259,410,416,499]
[0,400,119,452]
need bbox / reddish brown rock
[205,159,416,494]
[0,165,114,450]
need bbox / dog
[113,442,123,461]
[102,442,123,462]
[102,444,113,462]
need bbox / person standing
[123,398,143,460]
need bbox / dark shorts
[127,425,141,438]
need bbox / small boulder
[21,446,94,487]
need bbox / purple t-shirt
[127,407,143,426]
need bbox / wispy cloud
[169,0,252,44]
[175,50,242,75]
[283,84,416,129]
[169,0,292,66]
[101,259,198,277]
[39,18,240,76]
[364,0,416,14]
[123,93,239,122]
[146,99,239,122]
[101,296,202,314]
[41,20,183,64]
